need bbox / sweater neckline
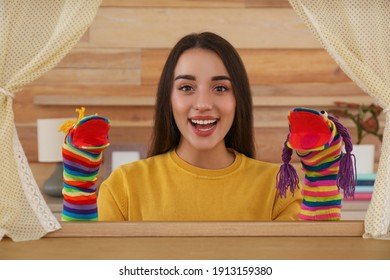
[169,149,243,177]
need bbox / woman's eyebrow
[212,75,231,81]
[174,75,231,81]
[174,74,195,81]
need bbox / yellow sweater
[97,150,302,221]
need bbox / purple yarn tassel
[276,137,300,198]
[328,115,357,198]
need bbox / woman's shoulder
[237,151,280,173]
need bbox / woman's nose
[193,88,212,111]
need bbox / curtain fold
[289,0,390,239]
[0,0,101,241]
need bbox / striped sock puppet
[59,107,110,221]
[276,108,356,220]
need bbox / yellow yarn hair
[58,107,86,134]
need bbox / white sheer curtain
[0,0,101,241]
[289,0,390,239]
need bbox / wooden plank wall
[15,0,380,174]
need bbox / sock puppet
[59,107,110,221]
[276,108,356,220]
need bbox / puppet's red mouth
[288,110,332,150]
[71,117,110,148]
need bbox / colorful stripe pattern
[61,112,110,221]
[295,130,343,220]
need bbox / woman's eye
[179,85,193,92]
[215,85,228,92]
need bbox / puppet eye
[320,110,328,118]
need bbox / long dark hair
[148,32,255,158]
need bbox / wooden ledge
[46,221,364,238]
[34,95,375,107]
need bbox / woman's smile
[189,116,218,136]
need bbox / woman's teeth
[191,119,217,125]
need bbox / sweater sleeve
[97,167,128,221]
[272,183,303,221]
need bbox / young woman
[97,32,302,221]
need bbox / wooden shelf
[48,221,365,238]
[101,0,292,8]
[34,95,375,107]
[34,96,156,106]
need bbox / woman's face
[171,48,236,153]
